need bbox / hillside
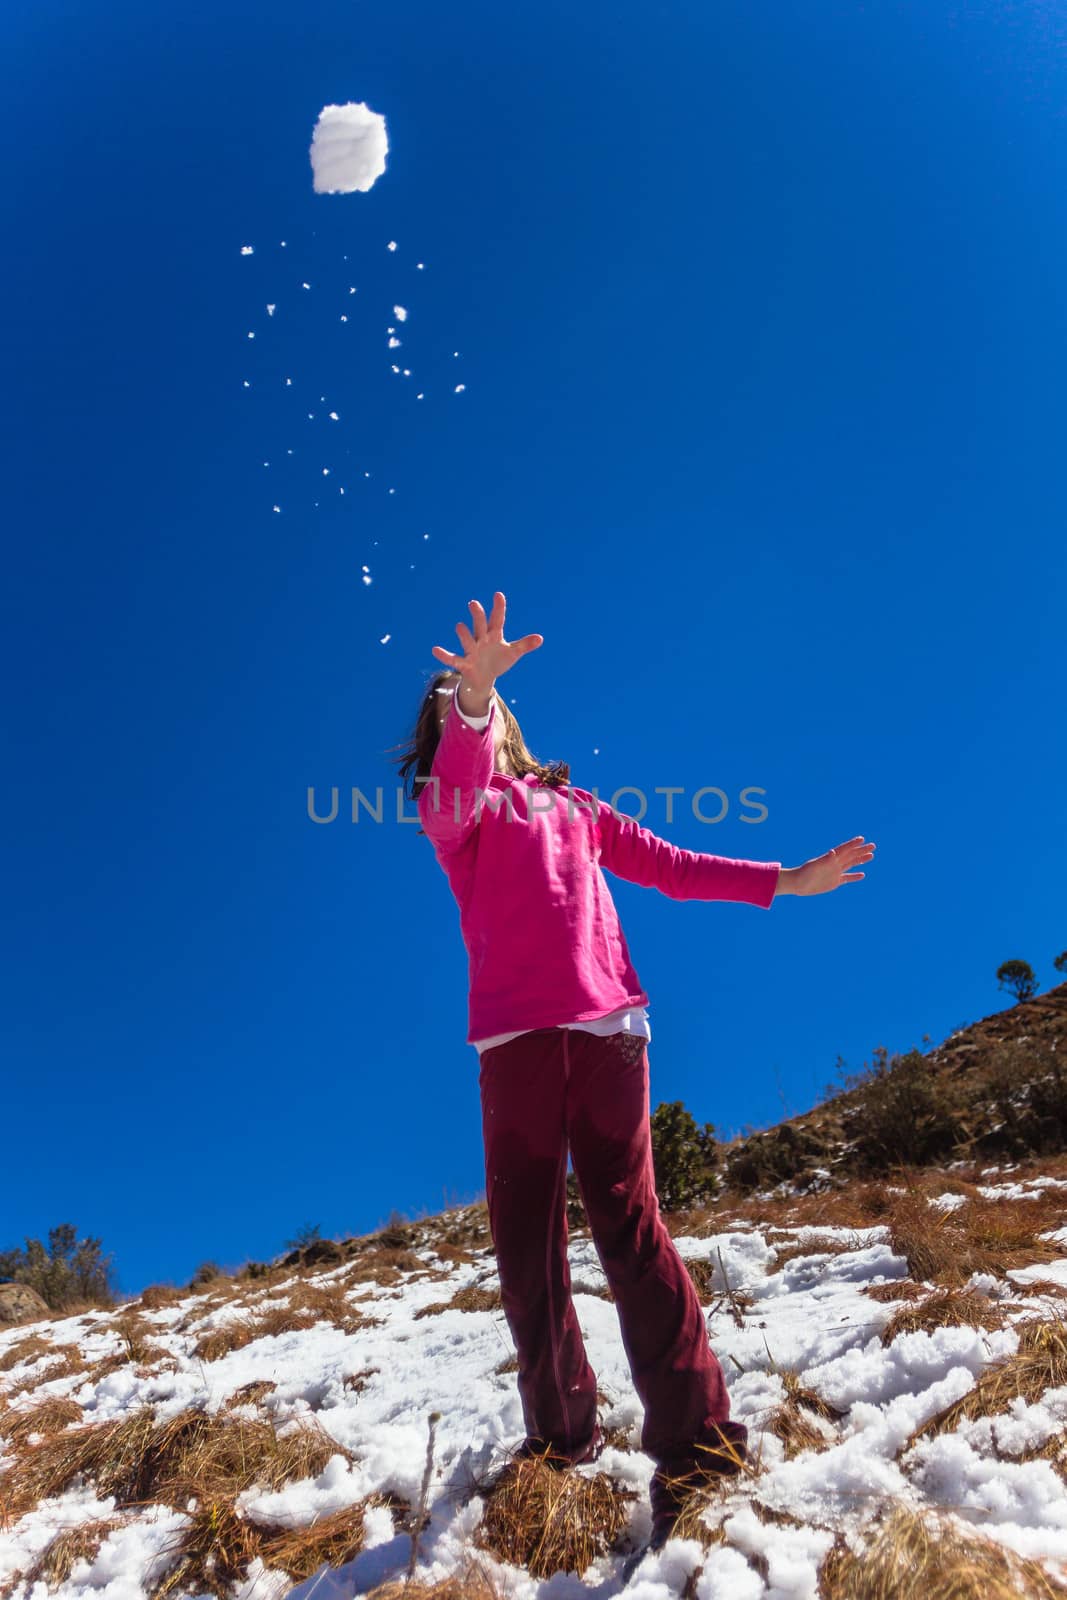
[717,981,1067,1196]
[2,991,1067,1598]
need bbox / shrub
[982,1037,1067,1158]
[648,1102,720,1212]
[823,1047,958,1174]
[283,1223,322,1252]
[0,1224,116,1312]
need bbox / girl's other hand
[777,837,876,896]
[431,592,543,692]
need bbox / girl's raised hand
[431,592,543,690]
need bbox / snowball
[310,102,389,195]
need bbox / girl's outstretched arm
[595,804,782,907]
[774,837,876,895]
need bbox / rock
[0,1283,51,1328]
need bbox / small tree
[0,1224,116,1311]
[1054,951,1067,976]
[649,1102,719,1212]
[284,1222,323,1252]
[997,960,1038,1003]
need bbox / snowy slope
[2,1170,1067,1599]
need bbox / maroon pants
[478,1025,747,1470]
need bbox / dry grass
[340,1247,449,1290]
[343,1367,380,1395]
[23,1515,128,1586]
[765,1232,869,1273]
[2,1342,88,1396]
[470,1455,633,1579]
[222,1379,278,1409]
[0,1400,354,1528]
[0,1336,88,1378]
[864,1279,928,1303]
[0,1395,83,1444]
[817,1499,1067,1598]
[887,1187,1066,1288]
[904,1318,1067,1453]
[414,1283,502,1320]
[765,1370,847,1461]
[364,1554,506,1600]
[191,1298,342,1363]
[137,1285,185,1310]
[878,1286,1008,1346]
[284,1279,385,1334]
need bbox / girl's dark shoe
[647,1424,748,1550]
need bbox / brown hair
[389,669,571,832]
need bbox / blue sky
[4,0,1065,1297]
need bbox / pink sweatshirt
[417,696,782,1045]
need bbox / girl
[395,591,875,1552]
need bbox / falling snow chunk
[308,413,314,419]
[302,282,311,290]
[394,306,408,321]
[388,488,395,495]
[287,449,293,455]
[423,533,430,540]
[329,412,339,421]
[285,378,292,386]
[416,393,424,400]
[243,381,250,388]
[240,245,254,255]
[364,472,370,478]
[380,634,391,644]
[349,287,357,294]
[362,575,372,585]
[388,337,401,349]
[453,351,459,357]
[387,327,395,334]
[387,240,397,251]
[339,487,345,495]
[266,304,276,316]
[391,365,400,374]
[247,332,255,339]
[280,240,287,247]
[593,747,600,755]
[322,468,330,476]
[272,505,281,513]
[310,101,389,194]
[263,462,269,467]
[454,384,466,394]
[340,315,348,322]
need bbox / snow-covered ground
[2,1171,1067,1599]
